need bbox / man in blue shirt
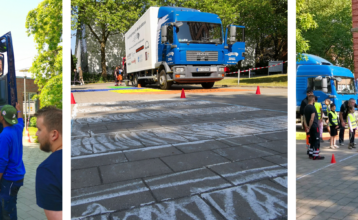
[35,107,62,220]
[0,103,26,220]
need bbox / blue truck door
[1,33,17,106]
[0,32,17,134]
[224,25,246,65]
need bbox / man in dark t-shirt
[35,107,62,219]
[304,95,324,160]
[300,88,313,155]
[339,98,358,145]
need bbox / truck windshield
[176,22,222,44]
[335,77,355,94]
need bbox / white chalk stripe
[72,187,150,206]
[72,180,144,199]
[71,151,124,160]
[221,165,281,178]
[148,176,223,190]
[145,168,206,182]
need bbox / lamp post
[24,73,27,131]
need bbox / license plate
[197,67,210,72]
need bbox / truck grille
[186,51,218,61]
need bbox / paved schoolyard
[297,139,358,220]
[71,84,288,219]
[17,139,48,220]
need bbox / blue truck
[296,53,357,125]
[125,6,246,89]
[0,32,18,133]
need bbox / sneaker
[308,155,313,159]
[313,156,325,160]
[334,145,340,149]
[353,145,357,149]
[340,142,345,146]
[349,145,353,150]
[329,146,335,149]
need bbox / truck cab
[0,32,17,133]
[296,54,357,124]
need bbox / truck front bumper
[171,65,225,84]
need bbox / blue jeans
[0,178,23,220]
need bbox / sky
[0,0,43,76]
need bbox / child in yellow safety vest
[314,96,324,142]
[328,104,339,149]
[347,106,357,149]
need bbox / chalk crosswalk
[71,99,287,219]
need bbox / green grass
[216,74,287,87]
[23,127,38,143]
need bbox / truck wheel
[201,82,215,89]
[159,70,172,90]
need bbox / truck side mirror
[322,78,328,93]
[175,22,183,27]
[314,76,322,81]
[161,25,167,43]
[336,77,342,82]
[229,26,236,44]
[0,54,4,76]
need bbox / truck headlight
[175,67,184,73]
[219,67,225,72]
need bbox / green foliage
[26,0,62,107]
[39,73,63,109]
[29,117,37,127]
[72,0,146,77]
[302,0,353,70]
[296,0,317,56]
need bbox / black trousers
[339,126,345,143]
[309,126,320,156]
[350,129,356,144]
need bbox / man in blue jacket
[0,103,26,219]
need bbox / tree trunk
[101,41,107,79]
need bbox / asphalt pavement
[71,83,288,219]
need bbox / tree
[72,0,146,78]
[296,0,317,60]
[26,0,62,108]
[302,0,353,70]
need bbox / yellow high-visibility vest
[348,113,357,129]
[314,102,322,120]
[329,111,338,126]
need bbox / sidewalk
[17,138,48,220]
[297,140,358,220]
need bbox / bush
[29,117,37,127]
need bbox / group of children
[316,98,357,149]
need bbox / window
[335,77,355,94]
[307,78,331,93]
[167,25,173,44]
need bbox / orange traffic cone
[331,154,336,164]
[26,128,31,143]
[256,86,261,95]
[138,84,142,88]
[71,93,76,104]
[181,88,186,98]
